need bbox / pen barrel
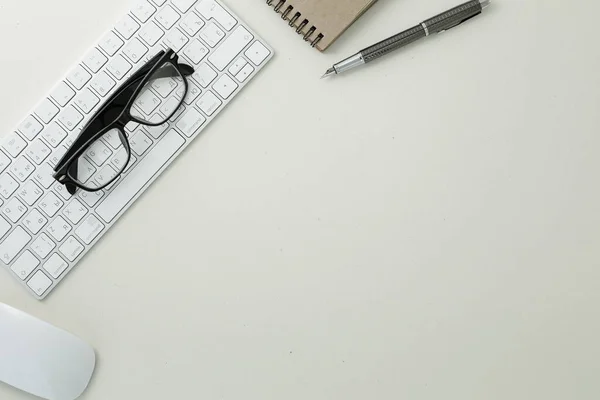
[423,0,483,34]
[361,24,427,63]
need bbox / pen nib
[321,67,336,79]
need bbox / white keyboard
[1,0,273,299]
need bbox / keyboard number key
[59,236,84,262]
[11,250,39,280]
[10,157,35,182]
[83,48,108,73]
[75,89,100,114]
[51,82,76,107]
[180,12,205,36]
[26,140,51,165]
[99,31,124,56]
[32,233,56,259]
[90,72,116,97]
[27,270,53,296]
[67,65,92,90]
[172,0,196,13]
[155,5,180,30]
[58,106,84,131]
[132,0,157,23]
[115,14,141,39]
[41,123,68,148]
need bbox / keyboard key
[184,81,202,105]
[123,38,149,64]
[134,89,161,116]
[42,123,68,148]
[99,31,125,56]
[212,74,238,99]
[107,55,133,80]
[86,140,112,168]
[43,253,68,279]
[23,209,47,235]
[132,0,157,23]
[152,76,178,98]
[184,39,209,64]
[163,28,189,52]
[90,71,116,97]
[200,22,225,47]
[130,131,153,156]
[78,190,104,207]
[10,157,35,182]
[53,182,74,201]
[25,140,51,165]
[235,63,254,83]
[18,181,44,206]
[11,250,39,280]
[155,5,180,29]
[196,0,237,31]
[47,216,72,241]
[58,106,84,131]
[83,48,108,73]
[172,0,196,13]
[196,90,222,116]
[110,147,131,172]
[95,165,119,187]
[191,62,217,88]
[39,192,63,218]
[115,14,141,39]
[97,130,184,222]
[139,21,164,46]
[0,150,11,173]
[102,129,123,149]
[51,82,76,107]
[18,115,43,140]
[3,132,27,157]
[3,197,27,223]
[63,199,87,224]
[74,89,100,114]
[151,0,167,5]
[245,41,271,66]
[176,108,206,137]
[228,57,247,76]
[59,236,84,262]
[0,175,19,199]
[67,65,92,90]
[208,26,253,70]
[180,11,205,36]
[47,146,68,168]
[35,100,60,125]
[27,270,53,296]
[32,233,56,259]
[75,215,104,245]
[34,164,56,189]
[0,216,10,239]
[0,226,31,264]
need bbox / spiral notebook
[266,0,378,51]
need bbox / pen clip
[441,11,482,33]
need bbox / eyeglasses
[53,49,194,195]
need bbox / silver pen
[322,0,491,78]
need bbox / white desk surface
[1,0,599,399]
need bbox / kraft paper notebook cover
[266,0,378,51]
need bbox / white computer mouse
[0,303,96,400]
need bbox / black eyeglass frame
[53,49,194,194]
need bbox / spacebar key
[97,130,185,222]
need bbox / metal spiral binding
[265,0,324,48]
